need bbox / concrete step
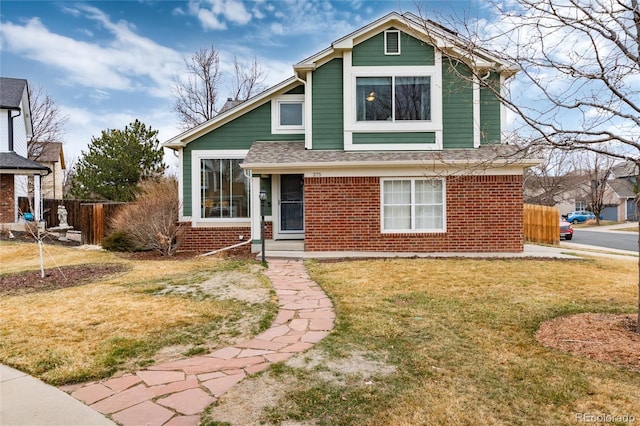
[265,240,304,251]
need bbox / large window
[382,178,444,232]
[200,159,249,219]
[357,76,431,122]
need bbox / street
[571,229,638,252]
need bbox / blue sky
[1,0,490,168]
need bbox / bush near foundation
[107,178,184,256]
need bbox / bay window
[382,178,444,232]
[200,158,249,219]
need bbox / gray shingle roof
[0,77,28,110]
[242,142,537,169]
[608,178,636,198]
[31,142,63,163]
[0,151,51,175]
[611,161,638,179]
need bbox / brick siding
[304,175,524,252]
[0,175,15,223]
[178,224,252,254]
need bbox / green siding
[182,102,303,213]
[286,85,304,95]
[442,58,474,149]
[352,30,435,66]
[187,102,301,151]
[480,72,501,145]
[312,58,344,150]
[352,132,436,144]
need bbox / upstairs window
[280,102,303,126]
[384,30,400,55]
[356,76,431,122]
[272,94,304,134]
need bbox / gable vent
[385,30,400,55]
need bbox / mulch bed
[536,313,640,372]
[0,264,128,296]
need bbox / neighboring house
[537,161,638,222]
[164,12,539,254]
[30,142,66,199]
[0,77,50,225]
[603,161,638,222]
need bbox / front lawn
[0,241,276,385]
[207,256,639,425]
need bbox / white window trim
[384,30,401,55]
[343,58,444,151]
[271,94,305,134]
[191,150,250,225]
[380,177,446,233]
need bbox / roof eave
[242,158,542,171]
[163,76,301,148]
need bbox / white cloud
[188,0,252,31]
[197,8,227,30]
[0,6,184,99]
[270,22,284,35]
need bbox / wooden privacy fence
[18,197,125,245]
[524,204,560,245]
[80,202,125,245]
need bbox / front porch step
[265,240,304,251]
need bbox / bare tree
[172,46,222,131]
[172,46,268,131]
[27,84,68,160]
[573,153,617,225]
[411,0,640,330]
[523,148,583,207]
[230,55,267,102]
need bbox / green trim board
[352,132,436,144]
[352,30,435,67]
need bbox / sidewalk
[0,364,115,426]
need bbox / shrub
[102,231,137,252]
[109,177,184,256]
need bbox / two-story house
[164,12,539,254]
[30,141,66,199]
[0,77,50,225]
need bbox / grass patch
[261,256,639,425]
[616,226,639,232]
[0,241,275,385]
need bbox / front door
[279,174,304,236]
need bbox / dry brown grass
[0,241,273,385]
[258,256,640,426]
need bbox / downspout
[7,108,21,152]
[294,73,309,150]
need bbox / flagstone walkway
[62,259,334,426]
